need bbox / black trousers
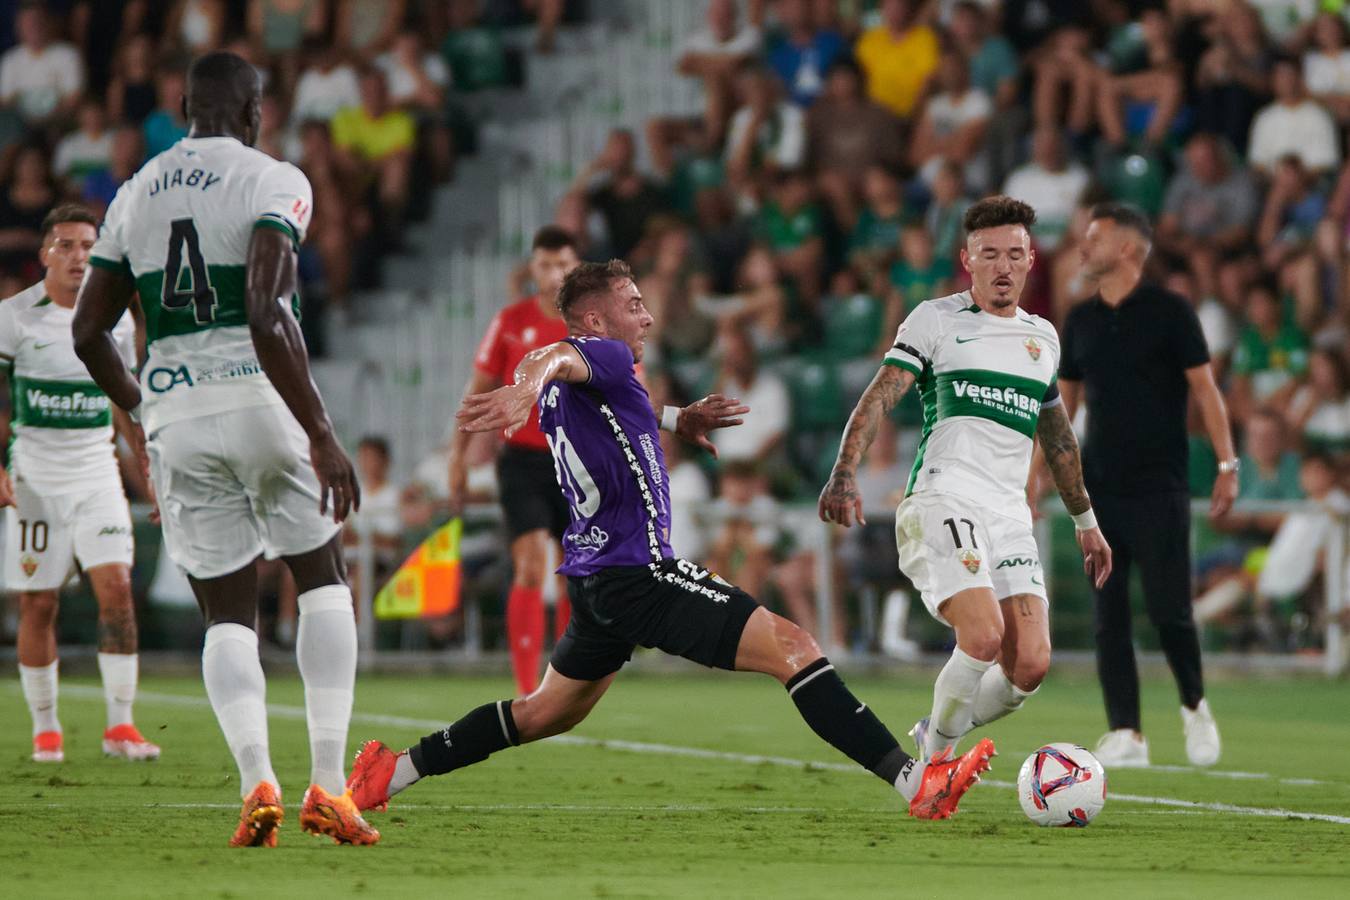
[1091,490,1205,731]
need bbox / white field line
[39,685,1350,826]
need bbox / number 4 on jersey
[163,218,217,324]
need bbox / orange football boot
[346,740,399,813]
[300,784,380,845]
[32,730,64,763]
[908,738,996,820]
[103,724,161,760]
[230,781,283,847]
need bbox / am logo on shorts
[958,549,982,574]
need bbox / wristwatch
[1217,458,1241,475]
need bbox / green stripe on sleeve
[883,357,921,377]
[253,217,298,244]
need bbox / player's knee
[774,619,825,682]
[958,624,1003,663]
[19,591,59,625]
[1013,646,1051,692]
[513,696,587,742]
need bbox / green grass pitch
[2,667,1349,899]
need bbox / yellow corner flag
[374,517,463,619]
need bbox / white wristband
[126,402,142,424]
[660,405,680,432]
[1071,508,1098,532]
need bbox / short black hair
[41,203,99,239]
[1088,202,1153,242]
[532,225,578,253]
[557,259,633,320]
[186,51,259,122]
[358,435,391,461]
[962,195,1036,234]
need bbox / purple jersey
[538,336,673,576]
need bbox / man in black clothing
[1053,203,1238,768]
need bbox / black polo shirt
[1058,281,1210,497]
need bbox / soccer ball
[1016,743,1107,827]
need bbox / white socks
[19,660,60,736]
[926,647,995,758]
[97,652,138,729]
[970,664,1036,729]
[202,623,278,797]
[390,752,421,797]
[296,585,357,796]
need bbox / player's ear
[959,247,971,275]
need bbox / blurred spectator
[1230,281,1310,425]
[567,129,670,261]
[1234,407,1305,506]
[53,96,113,184]
[344,435,404,609]
[678,0,763,146]
[661,430,711,562]
[1194,2,1273,154]
[1303,12,1350,123]
[142,64,190,158]
[636,220,715,362]
[806,58,903,229]
[1095,8,1184,149]
[1002,127,1090,254]
[294,38,361,122]
[82,124,144,215]
[378,29,453,180]
[766,0,845,107]
[441,0,510,91]
[885,223,953,331]
[1256,154,1327,277]
[925,159,971,265]
[1287,348,1350,454]
[847,165,906,291]
[163,0,228,55]
[1248,56,1340,175]
[725,62,806,190]
[752,169,824,305]
[106,32,157,125]
[1157,133,1260,299]
[296,119,358,306]
[705,460,778,596]
[256,91,291,160]
[521,0,567,55]
[0,4,83,125]
[854,0,939,119]
[1032,25,1098,137]
[949,0,1022,185]
[711,242,790,351]
[711,322,790,463]
[335,0,406,59]
[0,143,56,279]
[332,66,415,237]
[909,54,990,190]
[248,0,326,61]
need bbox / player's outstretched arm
[818,364,915,528]
[245,227,359,522]
[457,341,588,437]
[73,265,141,412]
[1036,402,1112,588]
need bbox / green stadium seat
[824,293,884,359]
[789,354,846,431]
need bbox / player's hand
[818,469,866,528]
[1209,469,1238,519]
[457,383,535,438]
[1076,526,1112,589]
[676,394,749,458]
[310,431,361,523]
[0,467,14,507]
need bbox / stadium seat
[788,354,847,432]
[824,293,884,359]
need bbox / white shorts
[4,479,134,591]
[895,491,1047,625]
[146,404,342,580]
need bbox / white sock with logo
[970,664,1036,728]
[296,585,357,795]
[19,660,60,736]
[97,652,138,729]
[927,648,995,758]
[202,623,278,797]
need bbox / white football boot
[1181,699,1221,767]
[1092,728,1150,768]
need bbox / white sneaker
[1181,699,1221,767]
[1093,729,1150,768]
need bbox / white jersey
[0,282,135,495]
[89,135,312,435]
[884,291,1061,526]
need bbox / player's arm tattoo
[1035,402,1091,516]
[823,365,915,511]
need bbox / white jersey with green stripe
[0,282,135,495]
[884,291,1062,527]
[89,135,312,435]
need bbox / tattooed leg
[89,564,137,654]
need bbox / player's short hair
[557,259,633,319]
[41,204,99,240]
[962,195,1037,235]
[532,225,578,253]
[1088,202,1153,243]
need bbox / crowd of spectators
[538,0,1350,652]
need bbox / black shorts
[550,558,761,681]
[496,445,570,541]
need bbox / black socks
[786,658,912,785]
[409,700,520,777]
